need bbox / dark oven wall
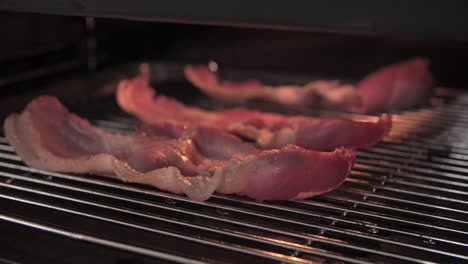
[1,11,468,99]
[90,17,468,88]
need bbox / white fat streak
[315,84,358,103]
[112,158,185,195]
[270,86,304,106]
[256,127,297,149]
[215,155,255,195]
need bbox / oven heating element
[0,85,467,263]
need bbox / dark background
[0,11,467,91]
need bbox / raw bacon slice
[351,57,435,113]
[117,77,392,151]
[4,96,355,201]
[185,58,435,114]
[184,64,361,109]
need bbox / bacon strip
[184,64,361,109]
[4,96,354,201]
[117,77,392,151]
[184,58,434,114]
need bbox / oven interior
[0,11,467,264]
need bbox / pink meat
[351,57,435,113]
[4,96,354,201]
[136,122,185,139]
[184,64,360,109]
[241,145,354,200]
[137,124,258,160]
[185,58,435,114]
[117,77,392,151]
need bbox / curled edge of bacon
[351,57,435,114]
[4,96,355,201]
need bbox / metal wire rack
[0,87,467,264]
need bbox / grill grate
[0,89,467,264]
